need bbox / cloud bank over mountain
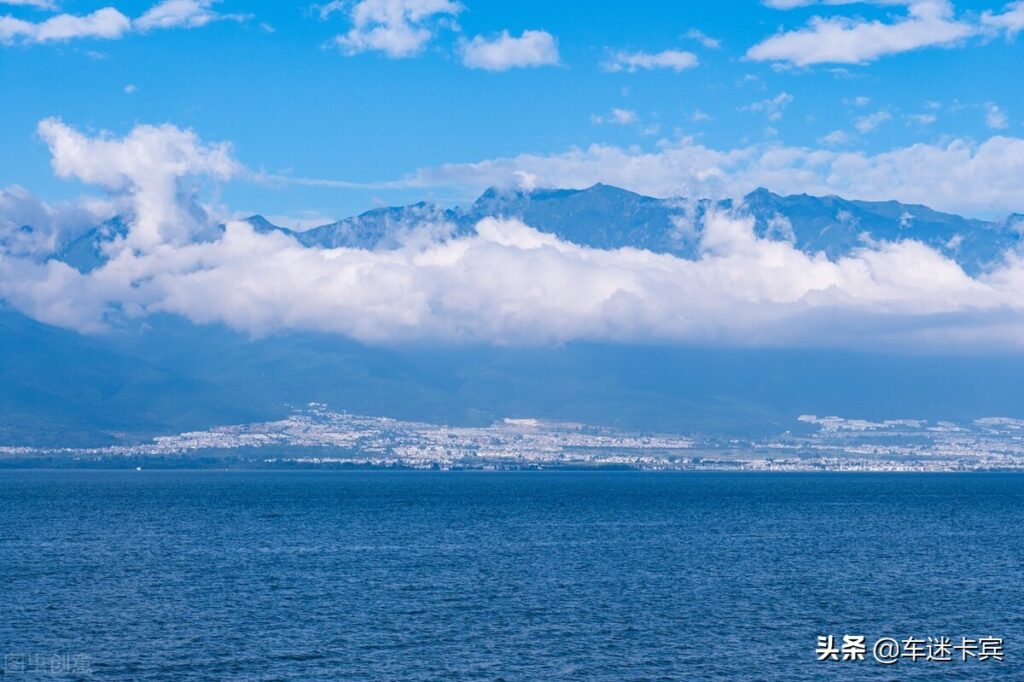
[3,119,1024,351]
[390,135,1024,217]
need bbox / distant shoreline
[3,459,1024,473]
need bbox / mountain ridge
[47,185,1022,277]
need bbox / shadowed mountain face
[0,309,274,446]
[468,184,691,254]
[740,189,1018,273]
[5,186,1024,445]
[293,202,460,249]
[462,185,1020,274]
[55,216,130,274]
[5,304,1024,446]
[52,184,1022,276]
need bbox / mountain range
[4,184,1024,447]
[53,184,1023,276]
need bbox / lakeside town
[3,404,1024,471]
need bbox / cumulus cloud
[389,135,1024,216]
[6,203,1024,350]
[982,1,1024,36]
[747,0,975,66]
[4,118,1024,353]
[820,129,851,145]
[0,0,242,44]
[325,0,462,58]
[684,28,720,49]
[602,49,699,73]
[460,29,559,71]
[0,7,131,44]
[0,185,114,257]
[135,0,247,32]
[37,117,238,250]
[855,110,892,132]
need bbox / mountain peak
[39,186,1024,278]
[243,215,288,234]
[580,182,643,199]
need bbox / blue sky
[2,0,1023,223]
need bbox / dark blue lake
[2,471,1021,680]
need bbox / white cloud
[37,118,238,250]
[1,0,58,9]
[328,0,462,58]
[820,129,851,145]
[855,110,892,132]
[982,1,1024,36]
[460,29,559,71]
[603,49,699,73]
[7,119,1024,352]
[0,185,114,257]
[0,0,242,45]
[4,205,1024,351]
[985,102,1009,130]
[123,83,137,94]
[592,108,638,126]
[389,135,1024,216]
[0,7,131,44]
[684,28,720,49]
[762,0,817,8]
[747,0,975,66]
[743,92,794,121]
[852,95,871,107]
[135,0,245,32]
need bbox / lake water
[1,470,1021,680]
